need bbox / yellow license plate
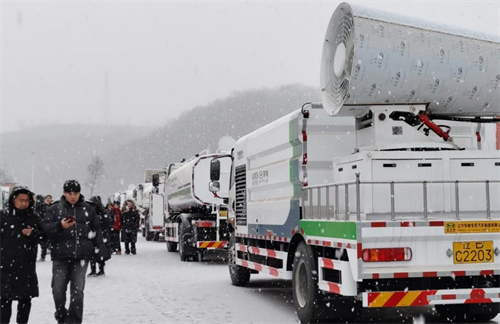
[453,241,494,264]
[219,210,227,217]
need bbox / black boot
[88,263,97,277]
[96,264,105,276]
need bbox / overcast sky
[1,1,499,134]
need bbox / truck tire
[145,226,154,241]
[166,240,177,252]
[141,209,148,237]
[179,219,196,261]
[292,241,323,323]
[436,303,500,322]
[145,216,153,241]
[228,232,250,286]
[292,242,359,323]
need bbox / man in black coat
[0,186,44,324]
[42,180,104,324]
[87,196,112,277]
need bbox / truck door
[150,184,165,231]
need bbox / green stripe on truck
[300,220,357,240]
[289,115,302,197]
[167,187,192,200]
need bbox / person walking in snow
[0,186,44,324]
[88,196,112,277]
[35,194,52,262]
[34,194,45,213]
[42,180,105,324]
[121,199,140,255]
[110,201,122,254]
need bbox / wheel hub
[294,259,308,308]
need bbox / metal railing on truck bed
[302,174,500,221]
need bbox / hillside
[1,83,320,198]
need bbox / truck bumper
[363,288,500,307]
[197,241,228,249]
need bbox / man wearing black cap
[42,180,104,324]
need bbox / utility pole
[31,151,35,191]
[103,70,109,123]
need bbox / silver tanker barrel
[320,2,500,117]
[166,154,232,211]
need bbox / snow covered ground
[13,236,500,323]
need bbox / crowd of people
[0,180,140,324]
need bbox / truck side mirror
[152,174,160,187]
[210,159,221,181]
[209,181,220,193]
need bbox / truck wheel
[145,219,153,241]
[166,240,177,252]
[145,228,154,241]
[179,220,195,261]
[292,242,359,323]
[228,233,250,286]
[292,241,323,324]
[436,303,499,322]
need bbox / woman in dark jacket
[110,202,122,254]
[88,196,112,276]
[121,199,140,255]
[0,187,44,324]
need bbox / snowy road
[22,236,499,324]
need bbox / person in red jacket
[110,202,122,255]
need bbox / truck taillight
[362,247,412,262]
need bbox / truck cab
[141,169,166,241]
[164,154,232,261]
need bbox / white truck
[163,153,232,261]
[112,189,134,208]
[136,169,165,241]
[226,3,500,323]
[1,186,11,210]
[108,192,120,205]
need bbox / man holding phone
[42,180,104,324]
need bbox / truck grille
[235,165,247,225]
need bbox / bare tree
[0,167,13,185]
[86,156,105,197]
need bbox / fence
[301,173,499,221]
